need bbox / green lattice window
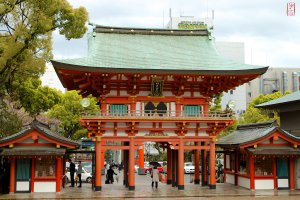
[184,105,202,116]
[110,104,128,116]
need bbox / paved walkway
[1,172,300,199]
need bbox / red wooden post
[249,156,255,190]
[194,142,200,184]
[31,159,35,192]
[95,137,102,191]
[209,140,216,189]
[9,158,15,193]
[56,157,62,192]
[290,157,295,190]
[273,157,277,189]
[128,137,135,190]
[167,147,172,184]
[178,138,184,190]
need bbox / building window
[184,105,202,116]
[254,157,273,176]
[239,154,249,174]
[109,104,128,116]
[35,158,56,178]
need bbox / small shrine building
[217,121,300,190]
[51,24,268,191]
[0,121,79,193]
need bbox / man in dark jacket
[69,159,75,187]
[106,166,117,184]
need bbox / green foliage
[241,91,290,124]
[47,90,98,139]
[210,94,223,111]
[0,99,22,138]
[17,78,62,116]
[0,0,88,95]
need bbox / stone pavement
[1,172,300,199]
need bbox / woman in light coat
[151,166,159,188]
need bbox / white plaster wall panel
[36,138,51,144]
[261,140,270,144]
[138,91,150,97]
[120,90,128,96]
[137,131,148,136]
[16,181,30,191]
[110,75,117,80]
[183,91,191,96]
[226,173,235,184]
[277,179,289,188]
[274,138,288,144]
[106,123,114,128]
[34,182,56,192]
[141,76,148,81]
[200,123,208,128]
[255,179,274,190]
[198,131,208,136]
[21,138,35,144]
[238,176,250,189]
[170,102,176,116]
[162,123,176,128]
[163,91,173,96]
[139,123,153,128]
[104,131,113,136]
[108,90,117,96]
[116,131,127,136]
[188,123,197,128]
[136,102,141,113]
[185,131,196,136]
[116,123,127,128]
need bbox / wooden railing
[81,110,233,119]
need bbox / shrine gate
[52,24,268,191]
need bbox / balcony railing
[81,110,233,120]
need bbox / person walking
[106,166,117,184]
[69,159,75,187]
[77,161,83,187]
[151,166,159,188]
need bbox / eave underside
[53,62,266,98]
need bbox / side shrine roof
[0,120,80,147]
[51,24,268,75]
[216,121,300,147]
[256,91,300,108]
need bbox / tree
[210,94,223,112]
[241,91,289,124]
[17,78,62,116]
[0,0,88,95]
[47,90,98,139]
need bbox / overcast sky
[52,0,300,68]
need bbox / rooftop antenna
[169,8,172,29]
[163,10,165,28]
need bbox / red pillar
[290,157,295,190]
[128,137,135,190]
[178,138,184,190]
[203,149,208,185]
[209,140,216,189]
[235,149,239,186]
[56,157,62,192]
[9,158,15,193]
[167,147,172,184]
[95,137,102,191]
[273,157,277,189]
[138,147,144,168]
[31,158,35,192]
[249,156,255,190]
[194,142,200,184]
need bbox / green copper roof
[256,91,300,108]
[53,25,267,73]
[217,121,300,146]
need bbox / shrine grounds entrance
[91,137,216,191]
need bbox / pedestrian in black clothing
[69,159,75,187]
[106,166,117,184]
